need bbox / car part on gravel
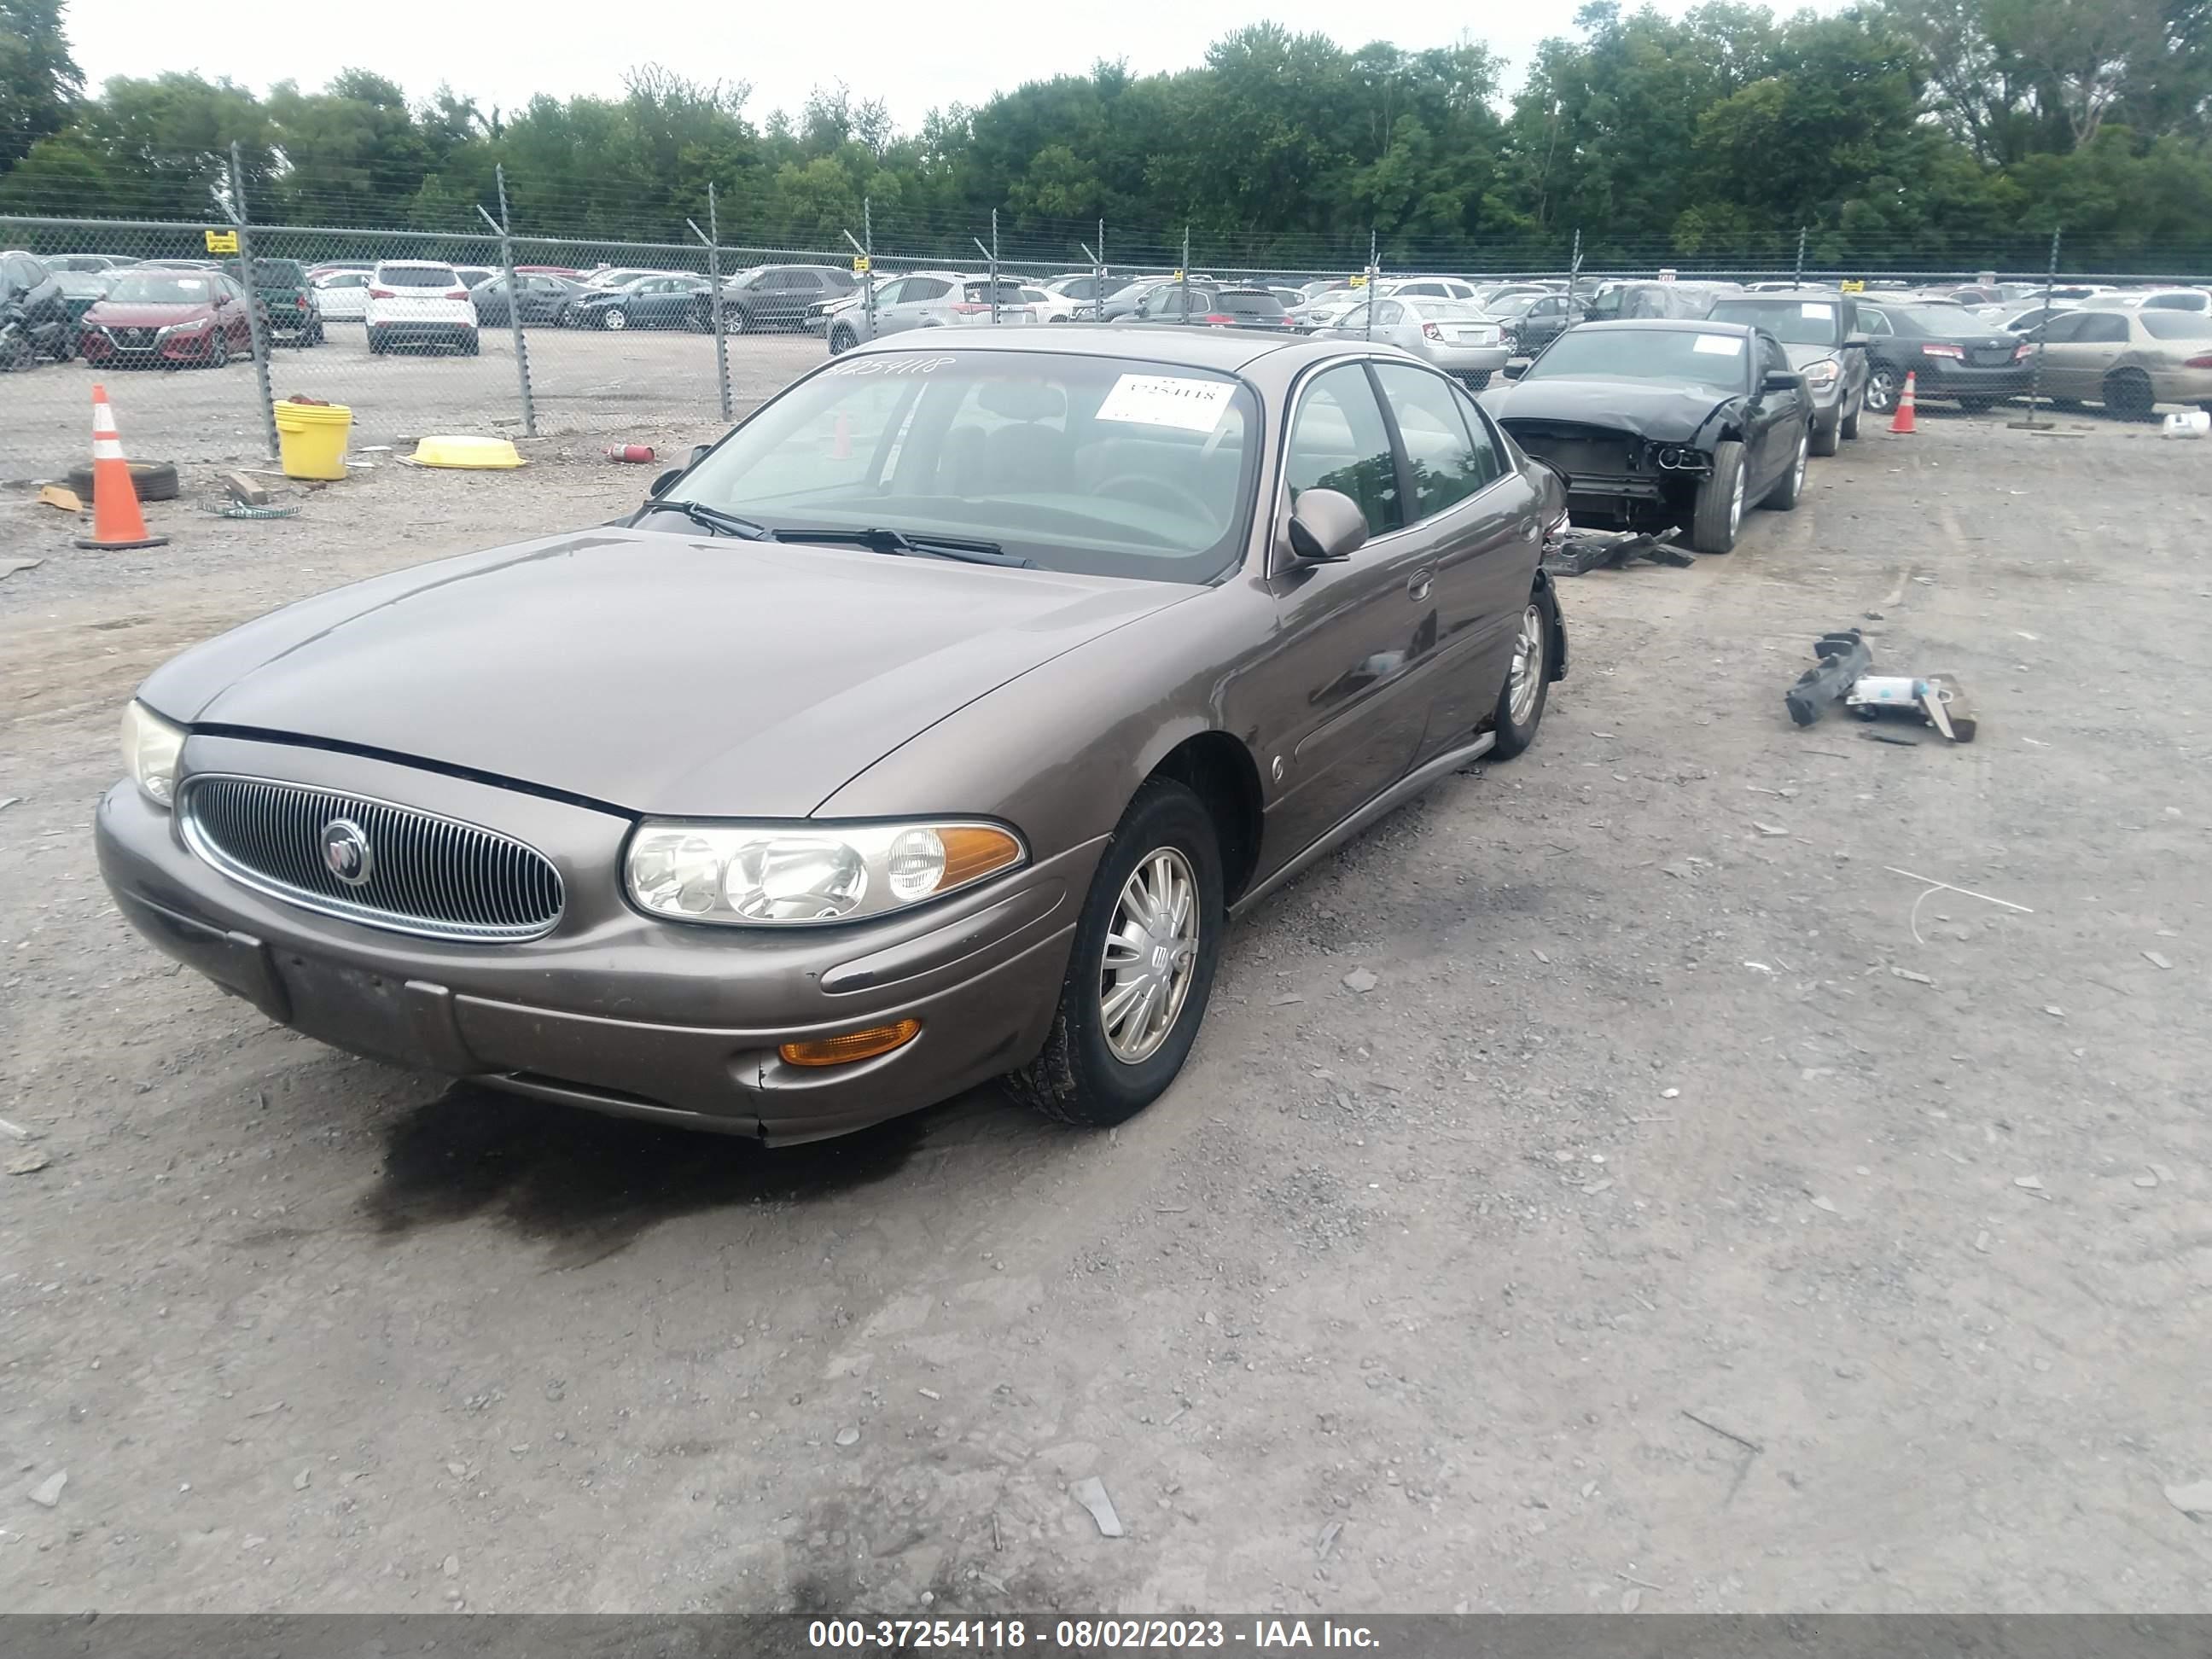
[1542,523,1693,575]
[1848,673,1976,742]
[1785,629,1873,726]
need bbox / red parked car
[79,270,258,368]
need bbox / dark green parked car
[222,257,323,346]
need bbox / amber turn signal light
[937,825,1022,888]
[778,1020,922,1068]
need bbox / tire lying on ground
[64,460,180,504]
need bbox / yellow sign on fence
[1348,273,1367,288]
[1839,278,1866,293]
[204,228,239,254]
[851,254,870,273]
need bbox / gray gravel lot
[1,405,2209,1615]
[0,327,824,480]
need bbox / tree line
[3,0,2209,270]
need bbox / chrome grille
[179,774,563,942]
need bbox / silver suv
[825,272,1034,352]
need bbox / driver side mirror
[1840,336,1869,351]
[1285,488,1368,567]
[648,467,683,498]
[1501,360,1527,380]
[1762,369,1805,393]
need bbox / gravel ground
[0,328,825,481]
[2,403,2209,1615]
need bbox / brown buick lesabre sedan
[97,329,1568,1143]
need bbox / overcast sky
[66,1,1702,131]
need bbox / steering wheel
[1095,471,1214,524]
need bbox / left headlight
[119,700,185,806]
[625,819,1026,927]
[1802,357,1839,387]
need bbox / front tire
[1689,439,1748,554]
[1008,780,1225,1129]
[1840,395,1862,439]
[1487,583,1557,760]
[1810,406,1842,457]
[601,306,627,332]
[1864,366,1901,416]
[828,323,857,355]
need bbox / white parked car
[366,260,480,356]
[311,269,371,323]
[1020,284,1080,323]
[1381,276,1483,303]
[823,272,1037,353]
[2077,288,2212,315]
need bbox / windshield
[1523,328,1749,392]
[1487,293,1541,317]
[671,350,1260,585]
[104,274,213,305]
[1708,299,1842,346]
[2141,311,2212,340]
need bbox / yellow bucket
[274,399,352,480]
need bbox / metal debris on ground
[1846,672,1977,742]
[1342,968,1378,994]
[1070,1476,1126,1538]
[1316,1519,1344,1559]
[1541,523,1694,576]
[207,504,302,521]
[0,1116,31,1139]
[834,1426,860,1447]
[2163,1479,2212,1516]
[1785,629,1872,726]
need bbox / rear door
[888,276,952,332]
[1371,298,1415,349]
[1370,360,1540,754]
[2060,311,2129,398]
[1254,361,1434,859]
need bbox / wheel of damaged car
[1839,396,1861,441]
[1008,779,1225,1130]
[1689,439,1748,555]
[1762,425,1808,511]
[2101,369,2155,422]
[1487,582,1557,761]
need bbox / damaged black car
[1482,320,1816,554]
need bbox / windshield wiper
[771,526,1035,568]
[649,498,771,540]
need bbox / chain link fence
[6,168,2208,480]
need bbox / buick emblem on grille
[321,818,374,886]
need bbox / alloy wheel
[1507,602,1545,725]
[602,308,627,331]
[1097,848,1201,1064]
[1866,370,1899,413]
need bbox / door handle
[1406,570,1434,603]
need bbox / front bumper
[82,329,224,365]
[96,736,1089,1143]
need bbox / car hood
[86,301,216,327]
[141,528,1194,818]
[1485,376,1742,443]
[1778,341,1844,369]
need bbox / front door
[1250,361,1439,861]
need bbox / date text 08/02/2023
[805,1618,1382,1650]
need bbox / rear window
[2144,293,2208,312]
[1417,301,1493,322]
[963,282,1025,304]
[1217,292,1286,317]
[379,265,459,288]
[2141,311,2212,340]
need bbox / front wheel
[601,307,627,331]
[1689,439,1748,554]
[828,323,857,355]
[1487,582,1557,760]
[205,329,228,370]
[1863,366,1901,415]
[1810,406,1842,457]
[1839,395,1861,440]
[1007,779,1224,1129]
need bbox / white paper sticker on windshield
[1800,302,1837,320]
[1692,335,1745,356]
[1096,373,1232,432]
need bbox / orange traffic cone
[1888,370,1918,435]
[73,384,169,551]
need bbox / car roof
[375,259,460,269]
[1710,288,1848,304]
[835,321,1360,376]
[1572,318,1760,335]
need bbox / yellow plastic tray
[409,434,527,469]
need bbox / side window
[1285,364,1404,538]
[1372,300,1405,326]
[1373,362,1499,519]
[1858,307,1893,337]
[20,256,49,285]
[2081,313,2129,343]
[2038,311,2087,342]
[904,277,951,304]
[1336,303,1369,330]
[871,278,907,306]
[1761,335,1790,377]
